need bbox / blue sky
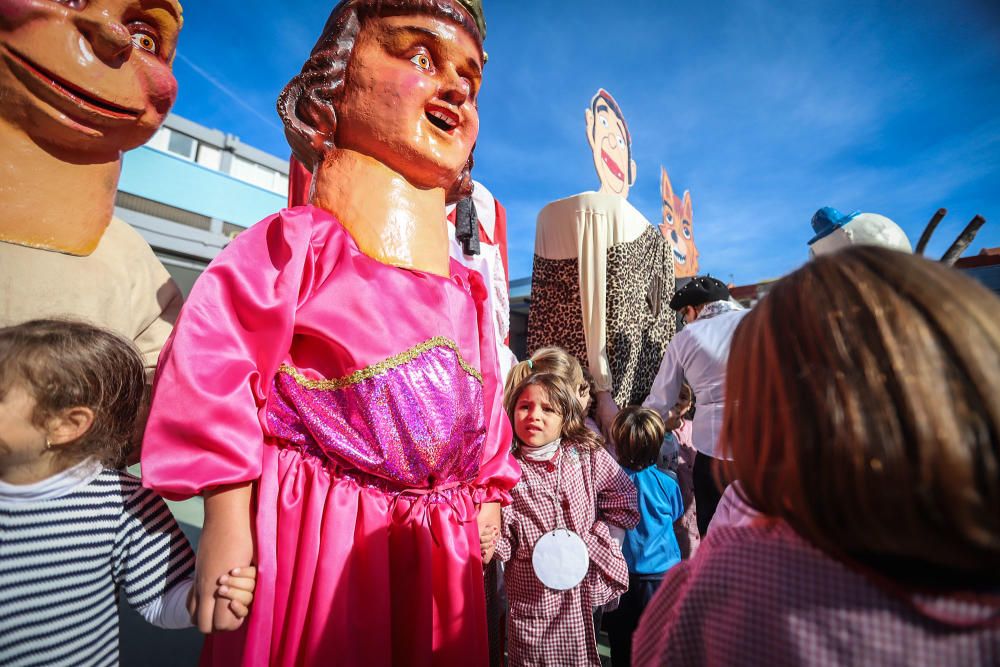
[169,0,1000,285]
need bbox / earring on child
[45,438,52,450]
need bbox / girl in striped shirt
[0,320,255,667]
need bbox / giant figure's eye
[131,31,158,54]
[410,54,432,70]
[682,226,692,239]
[599,116,609,128]
[617,135,625,148]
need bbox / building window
[222,221,246,240]
[230,156,287,194]
[147,127,170,152]
[167,130,197,160]
[197,144,222,170]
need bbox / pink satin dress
[141,206,520,667]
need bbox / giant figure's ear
[629,158,637,186]
[661,167,675,212]
[280,89,337,172]
[585,108,596,151]
[683,190,693,220]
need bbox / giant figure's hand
[190,483,255,633]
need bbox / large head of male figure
[0,0,183,255]
[585,88,636,199]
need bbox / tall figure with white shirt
[643,276,745,535]
[528,89,676,439]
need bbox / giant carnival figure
[0,0,183,374]
[527,89,675,435]
[141,1,519,665]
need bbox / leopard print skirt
[526,227,675,407]
[526,255,588,366]
[606,225,676,406]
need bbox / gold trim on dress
[278,336,483,389]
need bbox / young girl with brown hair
[496,372,637,666]
[502,346,591,410]
[634,246,1000,666]
[0,320,254,666]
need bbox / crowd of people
[486,245,1000,666]
[2,245,996,666]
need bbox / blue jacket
[621,466,684,575]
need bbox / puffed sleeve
[141,208,318,500]
[585,446,638,605]
[467,269,520,505]
[593,447,639,530]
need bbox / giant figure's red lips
[425,104,459,133]
[600,149,625,182]
[3,46,142,120]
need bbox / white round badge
[532,529,590,590]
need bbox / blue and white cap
[808,207,860,246]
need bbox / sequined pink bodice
[267,339,486,489]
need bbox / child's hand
[477,501,501,564]
[217,565,257,619]
[479,524,499,562]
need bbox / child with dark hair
[497,372,637,666]
[602,406,684,667]
[0,320,255,667]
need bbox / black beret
[669,276,731,311]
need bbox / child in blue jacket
[603,407,684,666]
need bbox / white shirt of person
[643,305,748,460]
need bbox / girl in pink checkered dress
[496,372,638,666]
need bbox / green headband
[456,0,486,41]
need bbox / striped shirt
[0,462,196,666]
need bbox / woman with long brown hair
[634,245,1000,665]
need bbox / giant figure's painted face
[585,88,636,198]
[660,166,698,277]
[335,10,482,191]
[0,0,182,155]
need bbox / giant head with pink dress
[278,0,484,199]
[141,3,519,664]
